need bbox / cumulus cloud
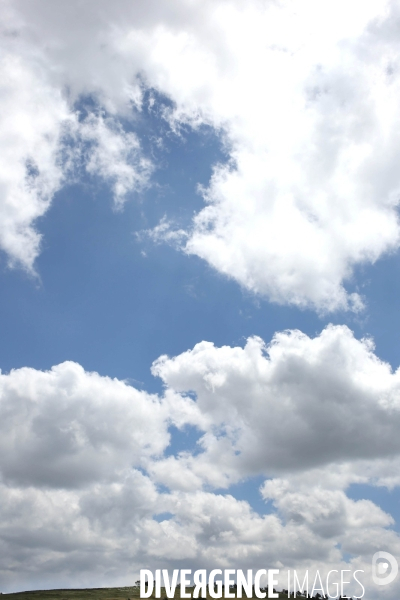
[0,361,178,488]
[151,324,400,488]
[2,0,400,308]
[1,328,400,596]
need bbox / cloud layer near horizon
[1,325,400,596]
[2,0,400,310]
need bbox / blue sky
[1,1,400,598]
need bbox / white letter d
[141,569,154,598]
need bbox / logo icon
[372,551,398,586]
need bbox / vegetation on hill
[3,588,293,600]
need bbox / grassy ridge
[2,588,138,600]
[3,588,288,600]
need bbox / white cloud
[78,114,153,208]
[1,0,400,307]
[0,361,173,488]
[0,2,153,270]
[151,324,400,488]
[261,479,393,539]
[0,52,69,271]
[0,332,400,596]
[173,0,400,312]
[0,479,398,597]
[121,0,400,311]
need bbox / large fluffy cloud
[0,360,199,488]
[151,324,400,489]
[1,327,400,597]
[2,0,400,308]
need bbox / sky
[2,0,400,597]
